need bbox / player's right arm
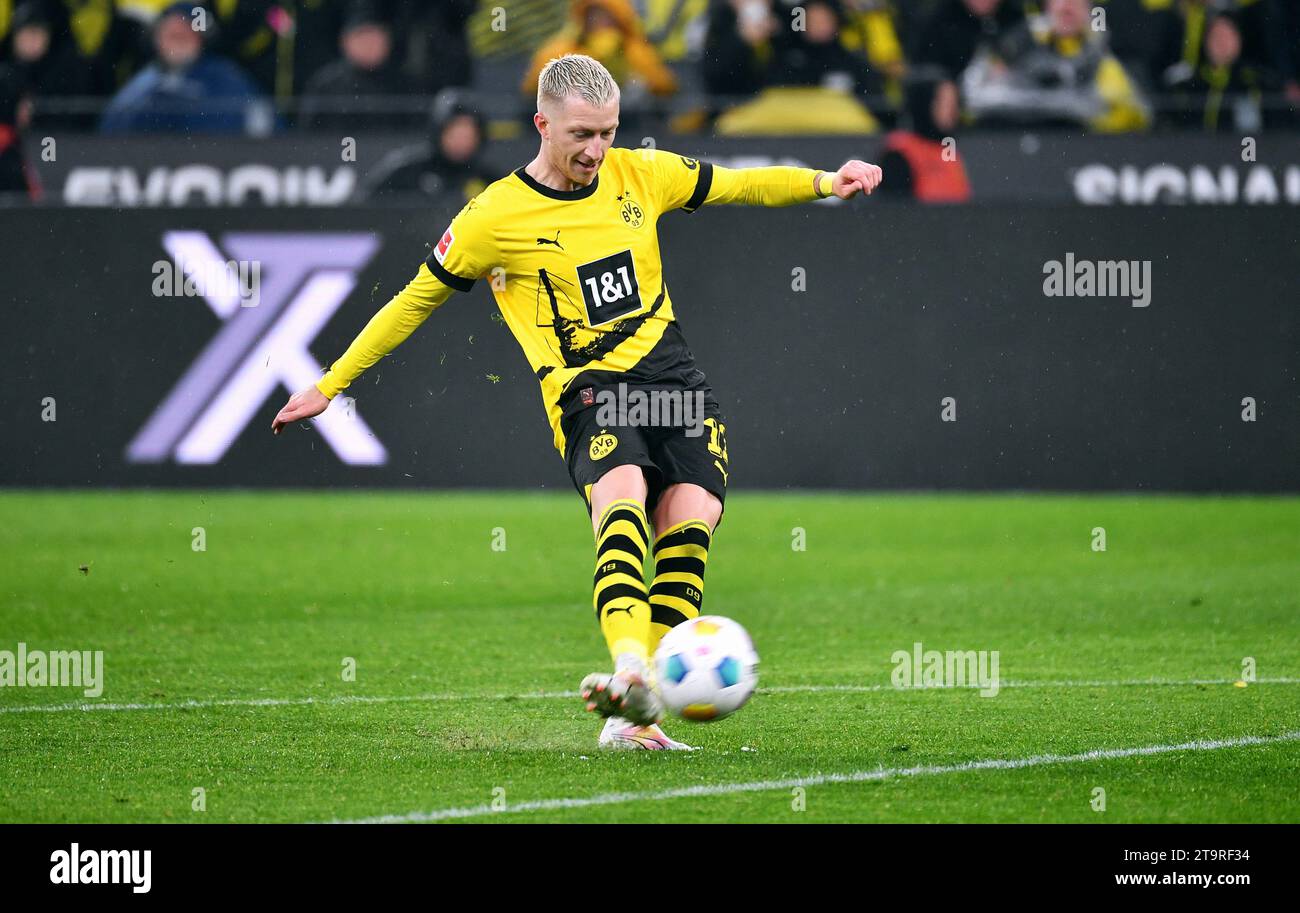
[272,202,495,434]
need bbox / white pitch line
[764,677,1300,695]
[0,691,579,715]
[335,729,1300,823]
[1,677,1297,716]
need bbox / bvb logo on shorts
[589,430,618,461]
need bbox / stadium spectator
[361,93,501,203]
[962,0,1150,132]
[1,0,145,79]
[879,72,971,202]
[1153,0,1293,124]
[701,0,777,99]
[838,0,907,84]
[705,0,883,99]
[3,1,111,127]
[299,1,416,131]
[1163,10,1271,130]
[100,3,270,134]
[1153,0,1285,89]
[106,0,356,100]
[521,0,679,101]
[464,0,571,62]
[201,0,282,96]
[397,0,475,95]
[709,0,881,134]
[769,0,878,98]
[641,0,709,63]
[113,0,350,99]
[1283,0,1300,116]
[912,0,1025,81]
[0,64,39,200]
[286,0,346,98]
[1088,0,1180,88]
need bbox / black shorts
[562,382,730,518]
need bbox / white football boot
[597,716,694,751]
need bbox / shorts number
[705,418,728,463]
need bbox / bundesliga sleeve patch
[433,227,454,265]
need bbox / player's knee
[594,464,648,501]
[655,484,722,532]
[691,492,723,530]
[590,464,649,533]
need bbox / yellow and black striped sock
[592,499,653,667]
[648,519,712,654]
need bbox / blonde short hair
[537,54,620,112]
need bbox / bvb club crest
[619,196,644,229]
[589,430,618,460]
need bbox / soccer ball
[654,616,759,721]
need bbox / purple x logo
[128,231,386,465]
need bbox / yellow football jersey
[317,147,823,454]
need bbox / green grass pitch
[1,490,1297,823]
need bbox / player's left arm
[705,159,883,206]
[646,149,881,211]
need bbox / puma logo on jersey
[536,231,564,250]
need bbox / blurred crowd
[1,0,1299,200]
[1,0,1296,135]
[0,0,472,132]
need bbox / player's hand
[272,386,330,435]
[831,160,883,198]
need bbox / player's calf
[648,518,712,654]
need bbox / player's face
[541,95,619,186]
